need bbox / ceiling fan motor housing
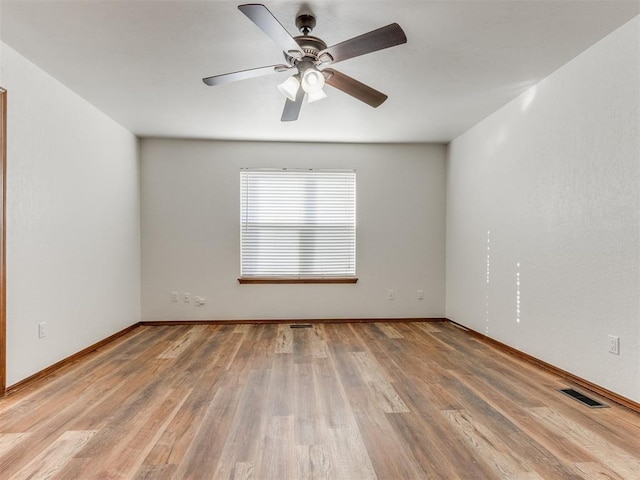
[284,35,328,65]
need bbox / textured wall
[141,139,446,321]
[446,18,640,402]
[1,43,141,386]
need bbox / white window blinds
[240,169,356,278]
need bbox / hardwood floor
[1,321,639,479]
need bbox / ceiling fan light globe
[307,89,327,103]
[301,69,325,93]
[278,76,300,101]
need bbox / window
[240,169,356,283]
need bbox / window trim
[238,277,358,284]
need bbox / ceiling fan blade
[238,4,304,58]
[323,68,388,108]
[318,23,407,65]
[203,64,291,86]
[281,87,305,122]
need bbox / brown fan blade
[318,23,407,65]
[238,4,304,58]
[323,68,388,108]
[203,64,291,86]
[281,86,305,122]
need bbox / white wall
[1,43,141,386]
[141,139,446,321]
[446,17,640,403]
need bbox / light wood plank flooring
[1,321,639,479]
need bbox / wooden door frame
[0,87,6,394]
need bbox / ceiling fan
[202,3,407,122]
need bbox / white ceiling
[1,0,639,143]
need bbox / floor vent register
[560,388,608,408]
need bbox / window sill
[238,277,358,284]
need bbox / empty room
[0,0,639,478]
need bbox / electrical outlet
[608,335,619,355]
[387,290,395,300]
[184,293,191,303]
[38,322,47,338]
[171,291,179,302]
[417,290,424,300]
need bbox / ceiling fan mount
[295,13,316,35]
[202,4,407,122]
